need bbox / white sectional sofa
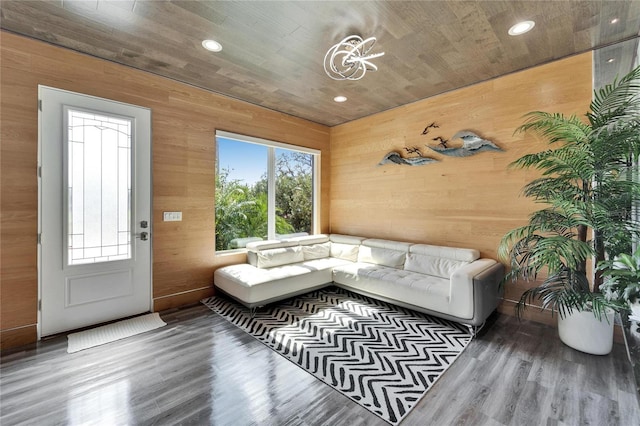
[214,234,504,332]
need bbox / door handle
[135,232,149,241]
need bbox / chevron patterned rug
[202,287,471,425]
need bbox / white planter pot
[557,308,614,355]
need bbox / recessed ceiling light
[202,39,222,52]
[508,20,535,36]
[607,58,616,63]
[610,18,619,24]
[333,96,347,103]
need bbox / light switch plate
[163,211,182,221]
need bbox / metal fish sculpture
[428,130,503,157]
[378,151,439,166]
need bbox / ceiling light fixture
[610,18,619,24]
[508,20,535,36]
[333,96,348,103]
[202,39,222,52]
[607,58,616,63]
[324,35,385,81]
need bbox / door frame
[37,85,154,339]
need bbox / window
[65,108,132,265]
[215,131,319,252]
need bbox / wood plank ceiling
[1,0,639,126]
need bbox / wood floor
[1,302,639,426]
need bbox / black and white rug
[202,287,471,425]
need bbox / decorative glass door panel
[65,108,132,266]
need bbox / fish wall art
[378,151,439,166]
[428,130,503,157]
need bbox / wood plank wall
[0,32,330,349]
[329,53,593,324]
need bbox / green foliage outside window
[215,152,313,251]
[275,152,313,234]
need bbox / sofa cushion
[286,234,330,245]
[357,239,410,268]
[302,242,331,260]
[333,263,451,309]
[300,257,353,271]
[214,263,332,305]
[256,246,304,268]
[330,243,360,262]
[246,240,301,267]
[357,246,407,268]
[409,244,480,262]
[362,238,412,252]
[404,253,470,278]
[247,239,298,251]
[330,234,366,245]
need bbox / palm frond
[510,144,594,185]
[515,111,590,145]
[589,66,640,127]
[513,268,611,319]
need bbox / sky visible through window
[217,137,267,186]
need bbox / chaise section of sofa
[214,234,351,309]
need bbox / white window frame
[215,130,321,250]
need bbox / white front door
[38,86,152,337]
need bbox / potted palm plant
[498,65,640,355]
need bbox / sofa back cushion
[404,253,470,278]
[409,244,480,262]
[302,242,331,260]
[357,239,411,268]
[255,246,304,268]
[246,240,298,251]
[330,234,366,245]
[330,243,360,262]
[285,234,330,245]
[405,244,480,278]
[329,234,365,262]
[246,235,331,266]
[246,240,299,267]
